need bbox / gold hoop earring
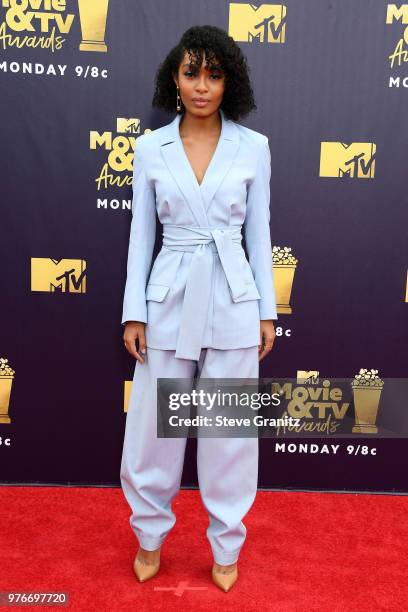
[176,85,182,112]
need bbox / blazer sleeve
[244,135,278,320]
[121,138,157,325]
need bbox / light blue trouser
[120,346,259,565]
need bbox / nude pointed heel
[133,547,161,583]
[212,563,238,592]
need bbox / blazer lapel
[200,109,240,213]
[158,108,240,226]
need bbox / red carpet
[0,487,407,611]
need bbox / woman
[121,25,277,592]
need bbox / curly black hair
[151,25,257,122]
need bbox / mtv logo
[229,3,286,43]
[319,142,376,178]
[117,118,140,134]
[297,370,319,384]
[31,258,87,293]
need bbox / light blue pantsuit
[120,345,259,565]
[120,108,278,564]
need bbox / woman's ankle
[213,561,237,573]
[137,546,161,560]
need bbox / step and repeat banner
[1,1,407,491]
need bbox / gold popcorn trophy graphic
[272,246,298,314]
[78,0,109,53]
[351,369,384,434]
[0,358,15,424]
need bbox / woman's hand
[123,321,147,364]
[258,320,276,361]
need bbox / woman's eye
[183,71,222,79]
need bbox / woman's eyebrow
[181,62,222,69]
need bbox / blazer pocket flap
[146,284,170,302]
[231,282,261,302]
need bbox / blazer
[121,107,278,361]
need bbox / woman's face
[174,50,225,116]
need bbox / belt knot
[160,224,248,360]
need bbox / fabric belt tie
[161,224,248,360]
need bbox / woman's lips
[192,99,209,107]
